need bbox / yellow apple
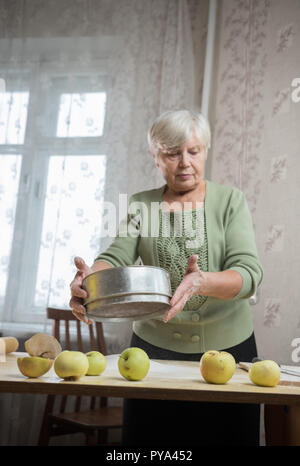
[249,360,281,387]
[200,350,236,384]
[86,351,106,375]
[54,350,89,380]
[118,347,150,381]
[17,356,53,378]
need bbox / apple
[54,350,89,380]
[86,351,106,376]
[200,350,236,384]
[17,356,53,378]
[249,360,281,387]
[118,347,150,381]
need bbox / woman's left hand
[164,254,208,323]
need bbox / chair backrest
[47,307,107,354]
[46,307,108,412]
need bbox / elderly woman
[70,109,263,446]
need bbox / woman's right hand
[69,256,93,324]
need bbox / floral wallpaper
[209,0,300,366]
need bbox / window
[0,91,29,144]
[0,154,22,304]
[35,155,106,309]
[0,69,109,323]
[56,92,106,137]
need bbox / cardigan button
[173,332,182,340]
[191,313,200,322]
[191,334,200,343]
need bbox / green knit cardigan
[95,180,263,353]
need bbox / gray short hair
[148,109,211,155]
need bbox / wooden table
[2,352,300,445]
[1,352,300,406]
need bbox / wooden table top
[1,352,300,405]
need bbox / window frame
[1,57,114,324]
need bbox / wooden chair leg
[38,395,56,446]
[97,429,108,445]
[85,430,97,446]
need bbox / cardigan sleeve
[94,194,141,267]
[223,188,263,299]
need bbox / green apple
[86,351,107,376]
[118,347,150,381]
[200,350,236,384]
[54,350,89,380]
[249,360,280,387]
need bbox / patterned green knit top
[156,205,208,311]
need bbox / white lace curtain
[0,0,197,445]
[0,0,196,327]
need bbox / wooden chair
[38,307,123,446]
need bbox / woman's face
[154,133,206,193]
